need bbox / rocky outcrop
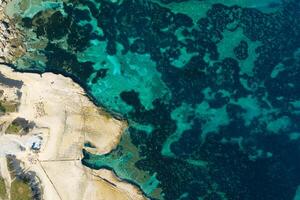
[0,0,25,62]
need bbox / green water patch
[195,101,230,141]
[153,0,210,23]
[291,100,300,109]
[232,95,262,126]
[271,63,286,78]
[155,0,283,23]
[162,90,231,157]
[82,132,163,199]
[267,116,291,133]
[170,47,197,69]
[294,186,300,200]
[289,132,300,141]
[217,28,261,76]
[132,123,154,135]
[230,95,280,127]
[162,103,194,157]
[84,47,170,113]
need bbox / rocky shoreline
[0,64,147,200]
[0,1,148,199]
[0,0,25,63]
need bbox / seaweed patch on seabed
[5,0,300,199]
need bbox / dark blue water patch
[200,133,300,200]
[7,0,300,199]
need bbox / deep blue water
[5,0,300,199]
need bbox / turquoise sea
[4,0,300,199]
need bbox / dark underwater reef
[10,0,300,199]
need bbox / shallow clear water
[5,0,300,199]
